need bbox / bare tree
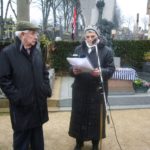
[0,0,16,39]
[0,0,3,19]
[141,16,149,30]
[32,0,52,31]
[121,16,134,29]
[57,0,74,32]
[113,4,121,29]
[51,0,62,28]
[0,0,4,39]
[5,0,17,20]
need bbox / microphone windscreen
[92,38,98,45]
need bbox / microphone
[92,38,98,45]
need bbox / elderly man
[0,21,51,150]
[68,25,115,150]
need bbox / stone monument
[80,0,116,26]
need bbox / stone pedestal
[108,79,134,94]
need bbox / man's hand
[91,68,101,77]
[73,67,82,75]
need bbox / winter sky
[4,0,149,29]
[116,0,148,18]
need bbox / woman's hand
[73,67,82,75]
[91,68,101,77]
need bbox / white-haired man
[0,21,51,150]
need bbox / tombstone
[143,62,150,73]
[48,68,55,90]
[114,57,120,68]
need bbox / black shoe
[74,143,84,150]
[74,139,83,150]
[92,140,99,150]
[92,145,99,150]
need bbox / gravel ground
[0,109,150,150]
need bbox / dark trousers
[13,126,44,150]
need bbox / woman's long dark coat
[0,37,51,131]
[68,38,115,141]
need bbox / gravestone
[48,68,55,89]
[114,57,120,68]
[143,62,150,73]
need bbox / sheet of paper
[66,57,94,72]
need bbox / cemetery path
[0,109,150,150]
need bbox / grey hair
[15,30,29,37]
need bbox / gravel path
[0,109,150,150]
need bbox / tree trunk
[17,0,30,21]
[0,0,4,39]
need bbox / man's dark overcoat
[0,37,51,131]
[69,37,115,140]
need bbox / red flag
[72,7,77,40]
[73,7,77,33]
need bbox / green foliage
[39,34,52,64]
[133,79,143,88]
[50,41,80,74]
[1,39,150,73]
[112,40,150,69]
[133,78,150,93]
[144,52,150,62]
[40,34,51,48]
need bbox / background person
[0,21,51,150]
[68,25,115,150]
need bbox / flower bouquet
[133,78,150,93]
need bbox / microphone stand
[94,41,110,150]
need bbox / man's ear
[20,32,25,38]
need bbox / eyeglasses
[85,35,96,39]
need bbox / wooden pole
[99,103,103,149]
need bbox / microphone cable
[93,38,123,150]
[107,100,123,150]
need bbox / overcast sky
[116,0,149,29]
[116,0,148,21]
[30,0,149,28]
[4,0,149,29]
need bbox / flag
[72,7,77,40]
